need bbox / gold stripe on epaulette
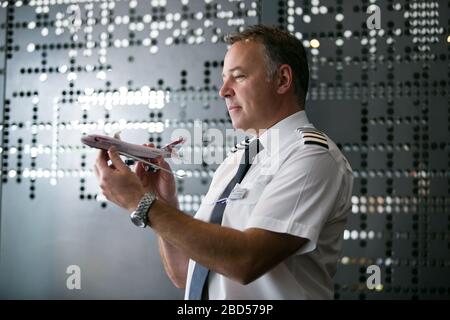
[296,127,326,136]
[302,133,327,142]
[296,128,329,149]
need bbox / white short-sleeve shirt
[184,110,353,300]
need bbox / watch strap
[131,192,156,228]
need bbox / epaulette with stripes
[230,138,251,153]
[296,127,329,149]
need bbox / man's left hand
[94,146,146,212]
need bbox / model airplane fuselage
[81,134,185,159]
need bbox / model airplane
[81,131,186,178]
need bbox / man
[94,25,353,299]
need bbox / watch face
[130,212,146,228]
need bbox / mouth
[227,105,242,112]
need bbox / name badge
[228,184,248,200]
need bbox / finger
[101,190,111,202]
[94,164,100,179]
[135,161,146,178]
[137,160,159,177]
[96,149,111,173]
[155,156,171,170]
[107,147,129,172]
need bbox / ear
[276,64,293,95]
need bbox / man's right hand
[135,143,179,208]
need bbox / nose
[219,79,235,99]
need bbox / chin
[230,113,254,132]
[231,118,247,131]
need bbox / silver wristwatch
[130,192,156,228]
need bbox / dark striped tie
[188,138,262,300]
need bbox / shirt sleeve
[245,147,344,255]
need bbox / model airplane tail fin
[162,137,185,159]
[113,130,122,140]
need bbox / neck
[251,105,303,138]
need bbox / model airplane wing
[118,151,186,179]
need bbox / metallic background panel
[0,0,448,299]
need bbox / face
[220,40,280,132]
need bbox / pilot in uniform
[185,110,354,299]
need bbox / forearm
[158,236,189,288]
[148,200,255,284]
[155,195,190,288]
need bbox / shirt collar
[256,110,310,155]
